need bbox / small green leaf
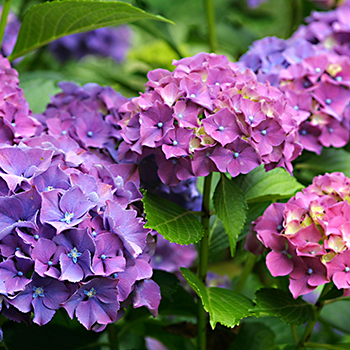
[142,192,203,245]
[181,268,254,329]
[9,0,172,61]
[213,174,248,256]
[235,165,304,203]
[253,288,314,326]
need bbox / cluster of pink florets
[117,52,302,186]
[279,52,350,154]
[249,172,350,298]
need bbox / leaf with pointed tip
[181,268,254,329]
[142,192,203,245]
[252,288,314,326]
[213,174,248,256]
[9,0,172,61]
[235,165,304,203]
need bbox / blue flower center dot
[48,261,53,266]
[11,122,16,127]
[345,267,350,272]
[113,273,118,278]
[218,126,225,131]
[336,76,343,82]
[190,93,196,98]
[215,82,220,86]
[87,131,93,137]
[329,128,334,133]
[34,234,40,240]
[101,254,107,260]
[277,225,283,231]
[84,287,97,298]
[315,67,321,73]
[61,212,74,224]
[16,247,20,251]
[172,140,178,146]
[157,122,163,128]
[248,115,254,122]
[178,114,183,119]
[61,130,67,135]
[301,130,307,135]
[172,159,178,164]
[261,130,267,135]
[294,105,299,110]
[68,247,82,264]
[233,152,239,158]
[17,271,23,277]
[307,268,313,275]
[33,286,45,298]
[325,98,332,105]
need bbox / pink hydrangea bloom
[248,172,350,298]
[117,52,302,185]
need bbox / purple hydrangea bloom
[49,25,132,63]
[247,172,350,298]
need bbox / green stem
[203,0,217,53]
[288,0,302,37]
[291,325,299,344]
[233,253,256,294]
[0,0,12,51]
[296,284,331,349]
[305,342,350,350]
[197,172,213,350]
[107,323,119,350]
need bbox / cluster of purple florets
[248,172,350,298]
[49,25,132,63]
[117,52,302,185]
[0,56,160,331]
[0,56,40,141]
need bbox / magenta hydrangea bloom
[118,52,302,185]
[247,172,350,298]
[0,7,20,58]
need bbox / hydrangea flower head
[118,52,302,185]
[248,172,350,298]
[49,25,132,63]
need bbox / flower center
[84,287,97,298]
[61,212,74,224]
[325,98,332,105]
[157,122,163,128]
[68,247,82,264]
[218,126,225,131]
[307,268,313,275]
[33,286,45,298]
[87,131,93,137]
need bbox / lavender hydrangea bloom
[49,25,132,63]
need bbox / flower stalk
[0,0,11,50]
[203,0,217,53]
[197,172,213,350]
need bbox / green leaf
[9,0,172,61]
[229,322,278,350]
[181,268,254,329]
[253,288,314,326]
[235,165,304,203]
[142,192,204,245]
[19,71,63,113]
[213,174,248,256]
[295,148,350,184]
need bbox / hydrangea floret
[247,172,350,298]
[117,52,302,185]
